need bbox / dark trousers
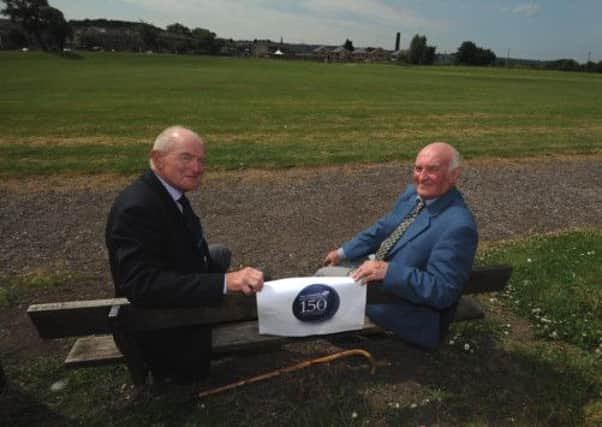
[136,245,231,383]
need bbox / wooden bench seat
[64,295,486,368]
[28,265,512,385]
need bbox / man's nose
[192,160,204,173]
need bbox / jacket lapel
[385,187,460,257]
[142,170,196,245]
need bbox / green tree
[191,27,216,53]
[138,21,158,51]
[408,34,436,65]
[166,22,191,36]
[343,38,354,51]
[455,41,496,66]
[42,5,71,51]
[1,0,71,50]
[2,0,50,49]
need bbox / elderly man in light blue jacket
[320,142,478,350]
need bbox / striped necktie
[374,199,425,261]
[178,194,204,247]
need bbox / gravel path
[1,156,601,296]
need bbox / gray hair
[149,126,202,169]
[448,145,462,173]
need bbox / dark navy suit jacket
[105,170,225,378]
[342,185,478,349]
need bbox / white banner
[256,276,366,337]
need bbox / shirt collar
[154,172,183,205]
[417,196,438,206]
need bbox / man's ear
[150,150,163,170]
[450,167,461,184]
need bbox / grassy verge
[0,269,97,306]
[477,228,602,353]
[2,52,602,177]
[1,229,600,425]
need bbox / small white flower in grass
[464,343,471,351]
[449,339,455,345]
[50,379,68,392]
[550,331,558,339]
[410,403,418,409]
[527,258,532,263]
[351,411,358,419]
[395,403,400,409]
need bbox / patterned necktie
[178,194,204,247]
[374,199,425,261]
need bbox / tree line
[400,34,602,73]
[3,1,602,74]
[1,0,223,54]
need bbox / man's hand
[323,249,342,266]
[226,267,264,295]
[350,260,388,284]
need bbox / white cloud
[511,3,541,17]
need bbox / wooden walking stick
[198,349,375,399]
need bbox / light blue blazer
[342,185,478,349]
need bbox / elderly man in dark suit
[320,142,478,350]
[106,126,264,383]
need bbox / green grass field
[1,51,602,176]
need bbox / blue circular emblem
[292,284,340,322]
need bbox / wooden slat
[120,294,257,332]
[27,298,128,338]
[463,265,513,294]
[27,295,258,338]
[65,335,124,367]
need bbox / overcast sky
[51,0,601,62]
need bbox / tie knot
[178,195,191,210]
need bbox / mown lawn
[2,229,600,426]
[1,51,602,177]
